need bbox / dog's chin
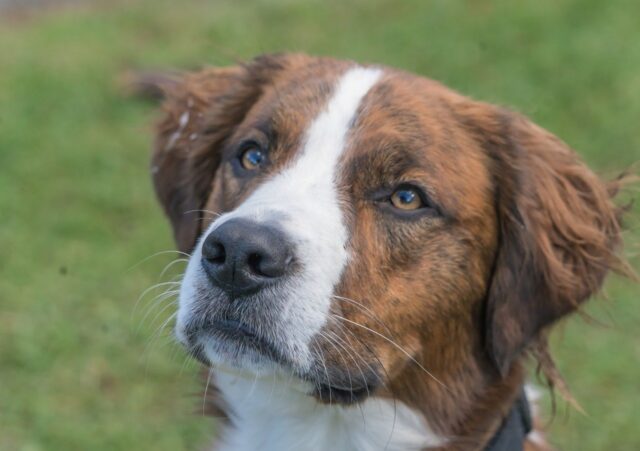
[200,341,377,405]
[178,325,380,405]
[178,327,285,377]
[201,337,282,375]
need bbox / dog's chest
[213,372,444,451]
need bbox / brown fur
[141,54,633,450]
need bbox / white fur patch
[214,372,444,451]
[525,383,547,447]
[177,66,383,371]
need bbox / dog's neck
[213,371,444,451]
[387,357,529,450]
[210,364,529,451]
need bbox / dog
[143,53,630,450]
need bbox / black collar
[483,389,532,451]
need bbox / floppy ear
[144,56,287,253]
[460,103,629,377]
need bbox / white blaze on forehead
[262,67,383,364]
[236,66,382,364]
[180,66,383,371]
[295,66,383,188]
[236,66,383,225]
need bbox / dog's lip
[306,364,381,405]
[311,381,375,405]
[201,319,284,363]
[189,319,380,404]
[210,319,260,339]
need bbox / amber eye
[239,146,265,170]
[390,187,424,210]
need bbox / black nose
[200,218,294,297]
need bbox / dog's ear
[142,56,288,253]
[457,101,628,377]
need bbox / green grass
[0,0,638,449]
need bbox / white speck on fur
[525,383,542,418]
[165,110,191,151]
[527,431,546,446]
[178,110,190,128]
[525,383,548,447]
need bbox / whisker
[136,290,179,333]
[143,295,179,334]
[313,340,333,406]
[142,320,178,375]
[157,258,188,281]
[141,311,178,373]
[331,294,398,346]
[178,353,196,376]
[331,314,449,391]
[330,326,386,387]
[132,281,181,322]
[146,310,178,349]
[267,367,277,406]
[334,324,399,449]
[306,347,323,398]
[138,291,179,325]
[243,367,261,404]
[324,330,374,399]
[166,338,185,363]
[203,367,213,416]
[319,331,354,395]
[128,249,191,271]
[184,209,224,222]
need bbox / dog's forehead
[233,60,494,220]
[227,60,356,162]
[257,58,353,116]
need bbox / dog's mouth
[185,318,286,366]
[311,380,378,405]
[182,317,382,405]
[305,343,384,405]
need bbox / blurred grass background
[0,0,638,449]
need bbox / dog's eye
[239,145,265,170]
[390,187,424,210]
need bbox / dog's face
[150,54,623,405]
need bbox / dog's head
[148,54,626,406]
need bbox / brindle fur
[142,53,632,450]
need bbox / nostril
[204,241,226,265]
[247,252,264,275]
[247,250,291,278]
